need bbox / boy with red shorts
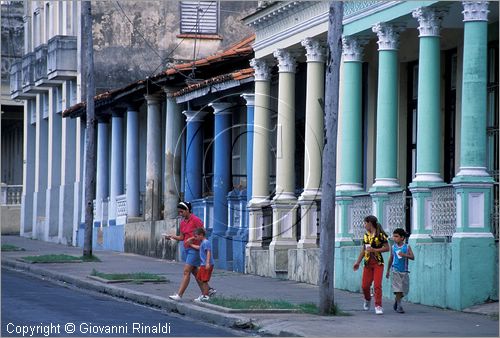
[187,227,214,302]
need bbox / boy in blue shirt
[187,227,215,302]
[385,228,414,313]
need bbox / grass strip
[207,296,347,315]
[1,244,25,252]
[90,269,167,282]
[21,254,100,263]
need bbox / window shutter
[180,1,218,34]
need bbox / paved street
[1,235,498,337]
[2,269,242,337]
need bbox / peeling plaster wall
[91,1,256,93]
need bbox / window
[180,1,218,35]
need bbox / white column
[246,58,272,251]
[96,118,109,226]
[46,87,62,239]
[32,93,48,240]
[270,49,298,258]
[109,110,124,225]
[298,38,326,249]
[21,100,36,236]
[126,104,140,217]
[58,81,76,244]
[144,94,162,221]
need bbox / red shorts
[196,266,213,283]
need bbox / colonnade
[246,2,494,274]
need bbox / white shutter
[180,1,218,34]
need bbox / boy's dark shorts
[196,266,214,282]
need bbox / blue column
[183,110,207,202]
[209,102,233,270]
[109,110,124,225]
[241,94,254,203]
[96,118,109,227]
[126,104,140,217]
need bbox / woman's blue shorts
[185,248,201,267]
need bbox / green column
[411,7,448,185]
[409,7,447,241]
[448,2,495,311]
[338,36,369,193]
[370,23,404,192]
[454,1,492,182]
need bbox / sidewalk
[1,235,498,337]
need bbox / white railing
[0,184,22,205]
[350,194,372,240]
[430,185,456,237]
[116,194,127,217]
[385,190,406,235]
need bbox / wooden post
[82,1,96,257]
[319,0,343,315]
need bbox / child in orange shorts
[188,227,214,302]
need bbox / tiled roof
[63,34,255,117]
[171,68,254,98]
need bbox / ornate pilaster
[372,22,406,51]
[412,7,448,37]
[250,58,272,81]
[341,36,370,62]
[462,1,489,22]
[301,37,326,63]
[273,49,297,73]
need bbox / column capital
[273,49,297,73]
[301,38,326,63]
[183,110,207,122]
[209,102,234,115]
[240,93,255,106]
[144,94,162,104]
[462,1,489,22]
[162,86,180,97]
[342,35,370,62]
[412,7,448,37]
[126,101,142,111]
[372,22,406,51]
[249,58,272,81]
[111,106,126,118]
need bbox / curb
[1,258,256,331]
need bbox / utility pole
[319,0,343,315]
[82,1,96,257]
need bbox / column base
[371,178,400,189]
[297,196,319,249]
[45,187,60,239]
[412,172,443,183]
[335,236,355,247]
[448,234,496,310]
[336,183,363,192]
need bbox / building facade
[243,0,498,310]
[1,1,24,234]
[9,0,499,312]
[9,0,256,249]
